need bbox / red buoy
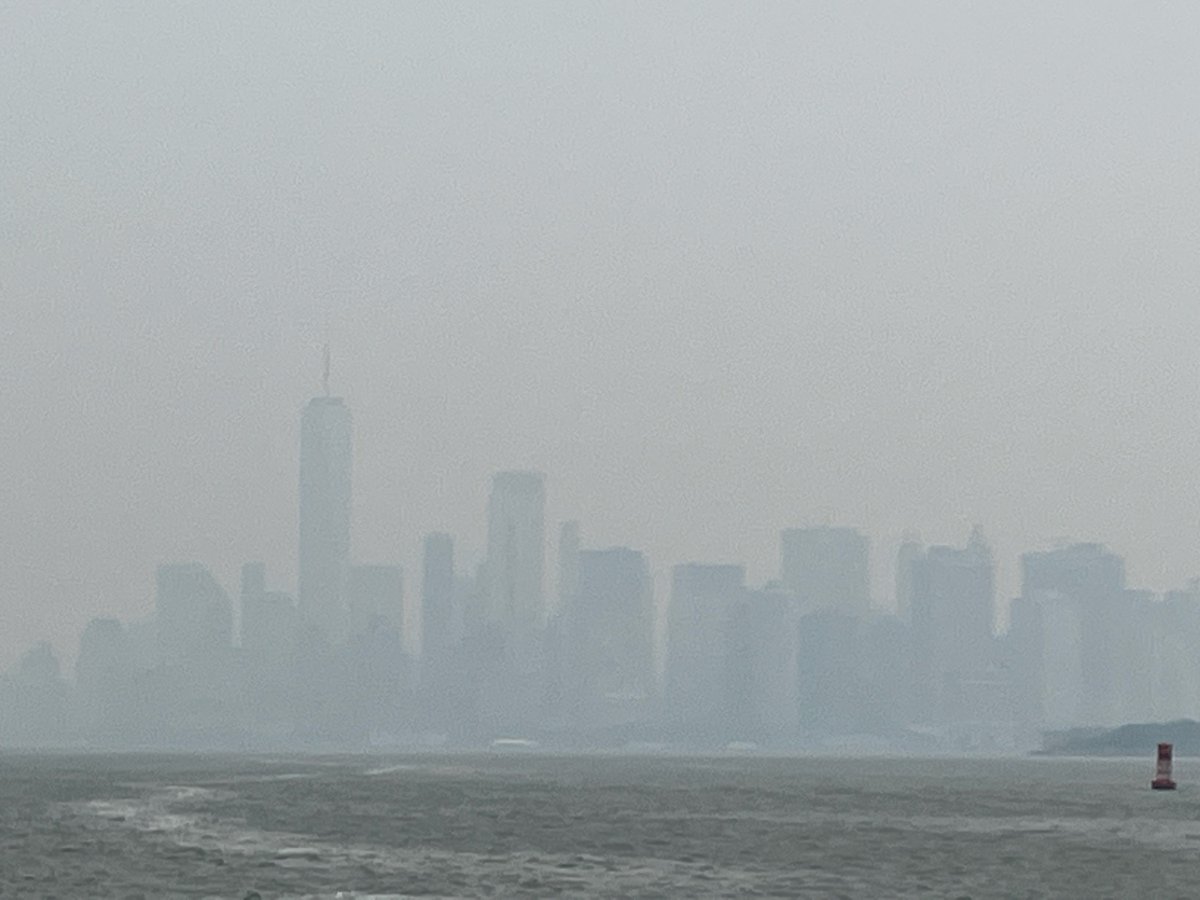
[1152,742,1177,790]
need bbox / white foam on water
[359,762,484,779]
[59,757,1200,898]
[65,781,767,897]
[360,764,417,776]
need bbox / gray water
[1,753,1195,898]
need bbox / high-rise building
[1009,590,1084,729]
[418,533,464,731]
[239,561,298,669]
[1015,542,1127,727]
[421,533,456,663]
[909,527,996,724]
[557,520,581,612]
[153,567,238,738]
[1021,543,1125,601]
[796,609,865,733]
[472,471,548,733]
[895,531,923,621]
[484,470,546,641]
[237,562,298,734]
[155,563,233,666]
[298,394,352,641]
[1150,583,1200,722]
[75,618,133,737]
[568,547,654,726]
[863,614,911,730]
[780,526,870,619]
[726,587,798,740]
[5,642,68,744]
[665,563,745,732]
[347,564,404,637]
[544,522,581,726]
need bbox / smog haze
[4,1,1200,670]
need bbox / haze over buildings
[6,3,1200,747]
[2,380,1200,749]
[299,392,353,643]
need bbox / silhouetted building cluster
[7,385,1200,752]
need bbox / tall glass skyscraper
[298,395,352,642]
[484,470,546,640]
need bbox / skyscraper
[665,563,746,732]
[1150,583,1200,723]
[544,521,580,726]
[1015,542,1127,727]
[472,471,547,733]
[557,520,581,612]
[155,562,233,666]
[421,533,456,662]
[298,394,352,642]
[1021,543,1125,601]
[895,531,923,620]
[346,564,404,637]
[796,609,865,733]
[239,561,298,668]
[726,587,798,740]
[569,547,654,726]
[238,562,298,733]
[909,526,996,724]
[780,526,870,619]
[75,618,133,737]
[152,565,237,739]
[484,470,546,641]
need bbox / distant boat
[1152,742,1177,790]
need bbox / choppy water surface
[2,753,1197,898]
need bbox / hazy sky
[5,1,1200,669]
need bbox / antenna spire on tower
[322,343,331,397]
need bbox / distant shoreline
[1038,719,1200,757]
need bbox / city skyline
[8,2,1200,679]
[7,378,1200,751]
[9,4,1200,895]
[9,367,1200,672]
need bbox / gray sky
[4,1,1200,669]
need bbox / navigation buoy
[1152,742,1177,790]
